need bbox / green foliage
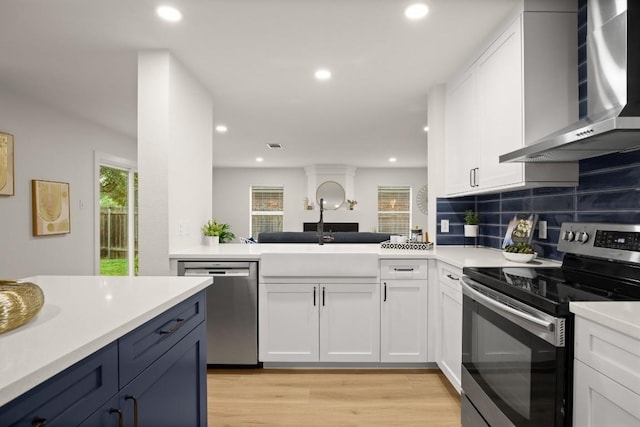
[464,210,480,225]
[505,243,534,254]
[99,166,138,208]
[100,259,128,276]
[201,219,235,243]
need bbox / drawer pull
[394,268,415,272]
[313,286,316,306]
[31,417,47,427]
[125,395,139,427]
[159,318,185,335]
[109,408,124,427]
[384,282,387,302]
[446,274,459,281]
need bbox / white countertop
[170,243,561,269]
[570,301,640,341]
[0,275,212,407]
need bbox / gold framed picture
[32,180,71,236]
[0,131,14,196]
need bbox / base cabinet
[380,279,428,363]
[0,291,208,427]
[436,263,462,392]
[259,282,379,363]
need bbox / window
[251,186,283,238]
[378,186,411,236]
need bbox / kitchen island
[0,275,212,425]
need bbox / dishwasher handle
[183,269,250,277]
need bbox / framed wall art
[32,180,71,236]
[0,131,14,196]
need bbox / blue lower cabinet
[0,290,207,427]
[0,343,118,427]
[81,322,207,426]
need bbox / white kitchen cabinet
[259,282,379,363]
[259,283,319,362]
[379,259,429,363]
[320,283,380,362]
[436,262,462,393]
[445,2,579,196]
[573,316,640,426]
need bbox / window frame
[250,185,284,238]
[377,185,412,236]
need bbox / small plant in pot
[464,210,480,237]
[202,219,235,244]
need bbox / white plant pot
[464,225,479,237]
[205,236,220,245]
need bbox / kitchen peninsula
[0,276,212,426]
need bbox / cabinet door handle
[159,318,185,335]
[393,268,414,272]
[469,168,474,187]
[313,286,316,306]
[31,417,47,427]
[384,282,387,302]
[125,395,139,427]
[473,168,479,187]
[322,287,325,306]
[446,274,459,281]
[109,408,124,427]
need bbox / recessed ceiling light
[314,69,332,80]
[256,157,264,162]
[156,5,183,22]
[424,126,429,132]
[389,157,397,163]
[404,3,429,20]
[215,125,228,133]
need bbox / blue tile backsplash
[436,150,640,260]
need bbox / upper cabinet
[445,2,580,197]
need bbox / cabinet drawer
[575,316,640,396]
[119,291,205,386]
[380,259,428,280]
[0,343,118,427]
[439,263,462,291]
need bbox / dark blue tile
[577,190,640,210]
[578,44,587,65]
[532,186,575,196]
[537,213,575,228]
[436,235,466,246]
[502,198,532,212]
[479,225,500,237]
[577,167,640,192]
[578,25,587,48]
[539,228,561,245]
[578,6,587,28]
[532,194,575,211]
[579,100,587,120]
[478,200,500,212]
[576,212,640,224]
[578,81,587,100]
[479,236,502,249]
[436,213,466,224]
[501,189,532,199]
[477,194,500,202]
[578,62,587,83]
[531,242,563,261]
[478,213,501,225]
[579,150,640,173]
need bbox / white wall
[427,85,446,241]
[0,87,136,278]
[212,167,428,239]
[138,51,212,275]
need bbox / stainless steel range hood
[500,0,640,163]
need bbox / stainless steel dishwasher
[178,261,259,367]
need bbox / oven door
[461,277,568,427]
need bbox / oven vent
[557,319,566,347]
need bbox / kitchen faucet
[317,198,333,245]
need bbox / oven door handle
[461,279,554,332]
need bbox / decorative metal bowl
[0,280,45,334]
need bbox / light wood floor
[207,369,461,427]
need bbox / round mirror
[316,181,345,210]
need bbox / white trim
[94,151,138,276]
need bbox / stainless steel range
[461,222,640,427]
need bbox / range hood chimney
[500,0,640,163]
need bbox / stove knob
[563,230,575,242]
[577,231,589,244]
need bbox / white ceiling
[0,0,516,168]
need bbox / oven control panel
[558,222,640,262]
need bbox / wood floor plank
[208,369,461,426]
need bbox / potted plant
[201,219,235,244]
[464,210,480,237]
